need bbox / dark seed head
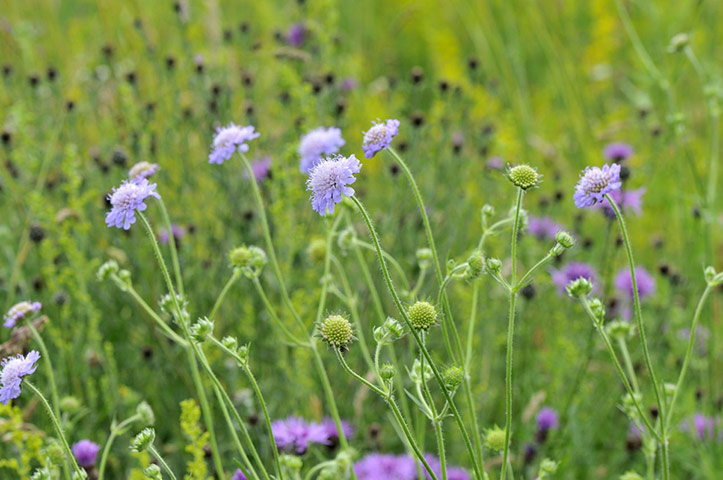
[29,224,46,243]
[467,57,479,70]
[410,66,424,84]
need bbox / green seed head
[307,237,327,263]
[506,164,541,190]
[379,363,395,380]
[555,231,575,249]
[144,465,162,480]
[565,278,592,298]
[484,425,508,452]
[229,245,267,272]
[443,366,465,390]
[407,301,438,330]
[130,427,155,452]
[320,314,354,348]
[466,251,485,279]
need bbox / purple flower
[550,262,597,295]
[536,407,559,431]
[362,119,400,158]
[485,156,504,170]
[105,178,160,230]
[287,23,307,47]
[422,454,469,480]
[298,127,346,173]
[614,267,655,300]
[603,142,634,161]
[128,161,159,182]
[527,216,565,240]
[4,301,41,328]
[320,417,354,445]
[307,155,362,216]
[0,351,40,404]
[680,414,719,441]
[232,469,248,480]
[208,123,260,165]
[597,188,645,218]
[271,417,330,454]
[244,156,272,181]
[354,453,416,480]
[71,440,100,468]
[573,163,622,208]
[158,224,186,245]
[341,77,358,91]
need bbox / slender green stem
[311,343,349,449]
[97,415,140,480]
[25,321,60,417]
[353,240,411,292]
[335,348,387,396]
[209,271,241,321]
[617,337,641,394]
[158,198,184,296]
[251,277,306,346]
[148,445,178,480]
[386,395,439,480]
[514,252,554,292]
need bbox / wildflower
[208,123,259,164]
[130,428,155,452]
[319,315,354,348]
[506,164,542,190]
[527,216,564,240]
[597,188,645,218]
[244,156,272,181]
[340,77,358,91]
[105,179,160,230]
[603,142,634,162]
[158,224,186,245]
[4,301,41,328]
[271,417,330,454]
[128,161,159,181]
[354,453,416,480]
[573,164,622,208]
[485,156,504,170]
[71,440,100,468]
[298,127,345,173]
[232,469,248,480]
[484,425,508,451]
[407,301,438,330]
[536,407,560,432]
[550,262,597,295]
[614,267,656,300]
[0,351,40,404]
[306,155,362,216]
[320,418,354,447]
[680,414,718,440]
[362,119,400,158]
[286,23,307,47]
[422,454,470,480]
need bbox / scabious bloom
[597,188,645,218]
[320,417,354,446]
[536,407,560,431]
[573,163,622,208]
[680,414,719,441]
[208,123,260,164]
[105,178,160,230]
[232,469,248,480]
[71,440,100,468]
[298,127,345,173]
[614,267,656,300]
[603,142,634,161]
[307,155,362,216]
[362,119,400,158]
[550,262,597,295]
[4,301,41,328]
[486,156,504,170]
[244,156,272,181]
[354,453,416,480]
[0,351,40,404]
[422,454,469,480]
[286,23,307,47]
[271,417,330,454]
[158,224,186,245]
[527,216,565,240]
[128,161,159,181]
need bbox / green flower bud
[663,383,676,397]
[190,317,214,342]
[337,227,356,251]
[144,465,162,480]
[379,363,395,380]
[588,298,606,323]
[222,336,238,351]
[466,251,485,279]
[130,427,155,452]
[59,396,82,414]
[416,248,433,270]
[320,314,354,348]
[607,320,634,340]
[409,358,433,384]
[117,269,132,290]
[30,468,51,480]
[620,472,644,480]
[375,317,405,344]
[280,454,303,474]
[71,472,88,480]
[538,458,559,478]
[136,401,155,425]
[485,258,502,275]
[443,366,465,390]
[481,204,495,219]
[506,164,542,190]
[46,442,65,466]
[565,278,592,298]
[484,425,508,452]
[229,245,267,276]
[97,260,119,280]
[667,33,689,53]
[407,301,438,330]
[554,230,575,249]
[307,237,327,263]
[237,345,250,364]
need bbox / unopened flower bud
[410,358,433,383]
[190,317,213,342]
[320,314,354,348]
[144,465,162,479]
[229,245,267,276]
[97,260,119,280]
[506,164,542,190]
[379,363,395,380]
[416,248,433,270]
[337,227,356,251]
[30,469,51,480]
[485,258,502,275]
[668,33,689,53]
[59,396,82,414]
[307,238,327,263]
[117,269,132,290]
[481,204,495,219]
[663,383,676,397]
[137,401,155,425]
[466,251,485,279]
[407,301,438,330]
[237,345,249,364]
[554,231,575,249]
[620,472,644,480]
[484,425,508,452]
[130,427,155,452]
[538,458,559,478]
[222,336,238,351]
[46,442,65,466]
[443,366,464,390]
[566,278,592,298]
[607,320,633,340]
[280,454,303,473]
[588,298,605,323]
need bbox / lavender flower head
[298,127,345,173]
[354,453,416,480]
[486,156,504,170]
[550,262,597,295]
[0,350,40,404]
[232,469,248,480]
[4,301,41,328]
[527,216,565,240]
[105,178,160,230]
[208,123,260,165]
[614,267,656,300]
[573,163,622,208]
[536,407,560,431]
[71,439,100,468]
[603,142,634,161]
[271,416,329,454]
[158,224,186,245]
[128,161,159,182]
[320,417,354,445]
[245,156,272,181]
[597,188,645,218]
[307,155,362,216]
[362,119,400,158]
[287,23,307,47]
[422,454,469,480]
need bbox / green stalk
[148,445,178,480]
[97,414,140,480]
[209,271,241,322]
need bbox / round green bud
[554,231,575,249]
[130,427,155,452]
[443,366,465,390]
[538,458,559,478]
[59,396,82,414]
[222,336,238,351]
[72,472,88,480]
[30,468,51,480]
[466,251,485,279]
[190,317,213,342]
[337,227,356,251]
[663,382,676,397]
[588,298,606,323]
[668,33,689,53]
[117,269,132,289]
[320,314,354,348]
[416,248,433,270]
[280,454,303,473]
[407,301,438,330]
[379,363,395,380]
[136,400,155,425]
[506,164,541,190]
[229,245,268,273]
[481,204,495,219]
[307,238,327,263]
[237,345,249,364]
[485,258,502,275]
[97,260,119,281]
[607,320,633,340]
[46,442,65,466]
[484,425,508,452]
[565,278,592,298]
[144,465,162,480]
[620,472,644,480]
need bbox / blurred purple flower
[129,161,159,182]
[527,216,565,240]
[72,440,100,468]
[4,301,41,328]
[536,407,560,431]
[341,77,358,91]
[208,123,259,165]
[680,414,719,441]
[320,417,354,445]
[614,267,655,300]
[550,262,597,295]
[603,142,634,161]
[299,127,345,173]
[354,454,416,480]
[287,23,307,47]
[597,188,645,218]
[244,156,272,181]
[158,224,186,245]
[271,417,329,454]
[485,156,504,170]
[232,469,248,480]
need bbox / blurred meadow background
[1,0,722,479]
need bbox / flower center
[365,125,387,145]
[586,170,609,193]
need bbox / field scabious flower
[128,161,159,181]
[550,262,597,295]
[71,439,100,468]
[298,127,345,173]
[320,418,354,446]
[158,224,186,245]
[4,301,41,328]
[271,417,330,454]
[573,164,622,208]
[362,119,400,158]
[615,267,656,300]
[597,188,645,218]
[307,155,361,216]
[0,350,40,404]
[245,156,272,181]
[527,216,564,240]
[536,407,560,431]
[354,453,416,480]
[232,469,248,480]
[603,142,634,161]
[208,123,259,164]
[105,179,160,230]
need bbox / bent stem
[97,414,141,480]
[148,445,178,480]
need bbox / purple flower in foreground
[158,224,186,245]
[4,301,41,328]
[232,469,248,480]
[597,188,645,218]
[320,417,354,446]
[614,267,655,300]
[536,407,560,431]
[271,417,329,454]
[362,119,400,158]
[527,216,565,240]
[307,155,362,216]
[287,23,307,47]
[354,453,416,480]
[105,178,160,230]
[550,262,597,295]
[299,127,345,173]
[208,123,260,165]
[128,161,159,182]
[72,440,100,468]
[244,156,272,181]
[0,351,40,404]
[603,142,634,161]
[573,163,622,208]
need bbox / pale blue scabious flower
[603,142,634,161]
[208,123,260,164]
[573,164,622,208]
[527,216,564,240]
[0,350,40,404]
[307,155,362,216]
[550,262,597,295]
[71,440,100,468]
[354,453,416,480]
[4,301,41,328]
[105,179,160,230]
[298,127,345,173]
[128,161,159,182]
[271,416,330,454]
[362,119,400,158]
[244,156,272,181]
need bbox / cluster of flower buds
[228,245,267,278]
[190,317,214,342]
[373,317,405,344]
[130,427,155,452]
[550,231,575,256]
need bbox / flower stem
[209,271,241,322]
[148,445,178,480]
[158,198,184,296]
[25,320,60,417]
[97,414,140,480]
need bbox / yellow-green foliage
[179,399,210,480]
[0,403,44,478]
